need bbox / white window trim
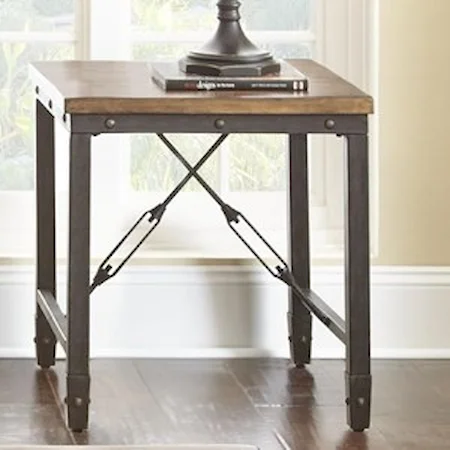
[0,0,378,262]
[309,0,378,257]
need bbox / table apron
[68,113,368,135]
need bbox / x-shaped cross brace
[90,134,332,327]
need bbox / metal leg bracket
[66,374,91,432]
[345,372,372,431]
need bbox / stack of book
[150,61,308,93]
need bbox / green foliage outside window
[0,0,73,189]
[0,0,73,31]
[0,43,72,189]
[0,0,311,192]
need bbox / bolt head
[215,119,225,129]
[105,118,116,129]
[325,119,336,129]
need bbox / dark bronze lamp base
[180,0,280,77]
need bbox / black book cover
[150,61,308,92]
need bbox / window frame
[0,0,85,258]
[0,0,377,261]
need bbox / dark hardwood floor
[1,358,450,449]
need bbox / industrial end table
[29,59,373,432]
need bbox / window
[0,0,79,256]
[126,0,314,258]
[0,0,375,260]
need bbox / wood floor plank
[228,359,391,449]
[135,359,283,449]
[376,419,450,450]
[0,404,73,445]
[2,358,450,448]
[0,359,55,404]
[46,359,178,445]
[72,401,182,445]
[47,359,151,402]
[258,406,393,450]
[227,358,344,408]
[371,360,450,421]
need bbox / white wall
[1,265,450,359]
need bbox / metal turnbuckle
[157,134,332,328]
[90,134,228,292]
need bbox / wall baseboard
[1,265,450,359]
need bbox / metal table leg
[35,100,57,368]
[344,133,371,431]
[66,132,92,432]
[287,134,312,366]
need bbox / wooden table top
[29,59,373,115]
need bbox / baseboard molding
[2,265,450,359]
[3,264,450,285]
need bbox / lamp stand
[179,0,280,77]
